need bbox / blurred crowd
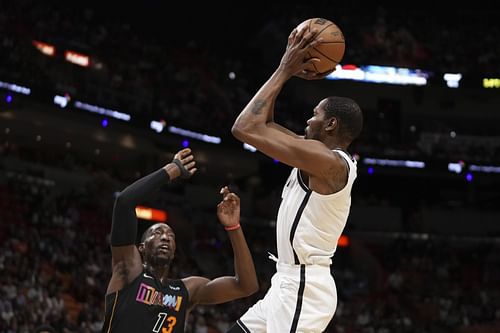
[1,155,499,333]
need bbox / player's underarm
[115,261,130,281]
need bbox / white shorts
[236,262,337,333]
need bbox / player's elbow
[114,191,133,208]
[231,123,250,141]
[248,280,259,295]
[232,121,262,143]
[238,277,259,297]
[240,285,259,298]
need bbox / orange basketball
[296,18,345,74]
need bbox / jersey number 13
[153,312,177,333]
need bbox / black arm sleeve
[110,168,170,246]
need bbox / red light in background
[65,50,90,67]
[341,64,358,70]
[338,235,350,247]
[135,206,168,223]
[33,40,55,56]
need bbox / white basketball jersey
[276,149,357,266]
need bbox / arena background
[1,1,499,332]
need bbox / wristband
[172,159,192,179]
[224,223,241,231]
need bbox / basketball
[296,18,345,74]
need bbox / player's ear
[138,242,145,255]
[325,117,338,132]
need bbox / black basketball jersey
[102,270,189,333]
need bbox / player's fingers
[295,27,305,38]
[310,37,323,48]
[306,57,321,63]
[315,68,335,79]
[298,69,317,79]
[182,155,194,164]
[225,193,240,203]
[190,167,197,175]
[185,161,196,169]
[288,29,298,45]
[175,148,190,160]
[300,29,318,47]
[304,58,320,70]
[225,192,236,200]
[305,29,318,40]
[180,148,191,157]
[220,186,229,195]
[295,27,307,44]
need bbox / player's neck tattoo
[251,100,266,115]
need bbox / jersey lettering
[136,283,183,310]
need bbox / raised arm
[106,148,197,294]
[232,28,314,139]
[231,27,338,177]
[183,187,258,306]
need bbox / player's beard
[304,127,318,140]
[149,253,173,267]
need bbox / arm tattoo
[251,100,266,115]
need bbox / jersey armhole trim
[105,290,119,333]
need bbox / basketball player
[102,148,258,333]
[227,27,363,332]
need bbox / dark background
[1,1,499,332]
